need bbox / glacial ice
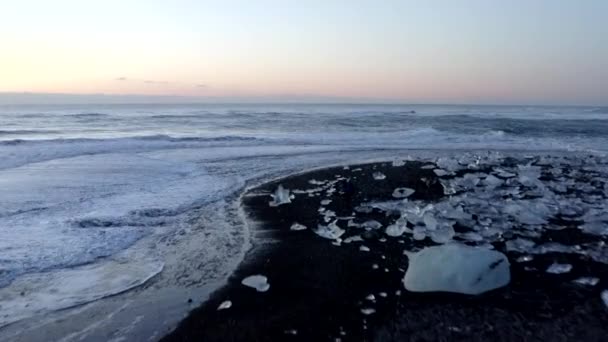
[546,263,572,274]
[217,300,232,310]
[392,187,415,198]
[241,275,270,292]
[573,277,599,286]
[403,244,510,295]
[372,172,386,180]
[290,223,307,231]
[314,221,345,240]
[269,185,294,207]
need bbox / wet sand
[163,159,608,341]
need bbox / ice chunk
[365,294,376,301]
[217,300,232,310]
[359,245,370,252]
[601,290,608,309]
[360,308,376,315]
[546,263,572,274]
[290,223,307,231]
[361,220,382,230]
[372,172,386,180]
[423,213,438,230]
[269,185,293,207]
[314,221,345,240]
[433,169,449,177]
[385,223,411,237]
[421,164,435,170]
[320,199,332,206]
[241,275,270,292]
[392,159,405,167]
[403,244,510,295]
[343,235,363,243]
[393,188,415,198]
[412,226,426,240]
[429,226,455,244]
[573,277,599,286]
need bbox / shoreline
[164,155,608,341]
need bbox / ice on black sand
[241,275,270,292]
[372,172,386,180]
[392,187,415,198]
[403,244,510,295]
[290,223,307,231]
[269,185,294,207]
[217,300,232,310]
[546,263,572,274]
[314,221,345,240]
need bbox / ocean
[1,103,607,339]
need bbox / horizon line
[0,92,605,107]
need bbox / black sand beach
[163,157,608,341]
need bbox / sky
[1,0,607,105]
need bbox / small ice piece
[308,179,327,185]
[433,169,449,177]
[494,168,516,178]
[386,223,410,237]
[360,308,376,315]
[423,213,438,230]
[460,232,483,242]
[516,255,533,263]
[412,227,426,241]
[314,221,345,240]
[546,263,572,274]
[379,292,387,298]
[601,290,608,309]
[365,294,376,301]
[392,159,405,167]
[573,277,599,286]
[393,188,415,198]
[359,245,370,252]
[290,223,307,231]
[429,226,455,244]
[241,275,270,292]
[421,164,435,169]
[321,199,332,206]
[402,244,510,295]
[372,172,386,180]
[284,329,298,335]
[483,175,503,188]
[343,235,364,243]
[361,220,382,230]
[217,300,232,310]
[269,185,293,207]
[372,264,379,269]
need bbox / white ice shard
[601,290,608,309]
[320,199,332,205]
[393,187,415,198]
[385,223,411,237]
[359,245,371,252]
[290,223,307,231]
[269,185,294,207]
[403,244,510,295]
[343,235,363,243]
[546,263,572,274]
[573,277,599,286]
[361,220,382,230]
[217,300,232,310]
[314,221,345,240]
[433,169,449,177]
[372,172,386,180]
[241,275,270,292]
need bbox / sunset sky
[1,0,607,105]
